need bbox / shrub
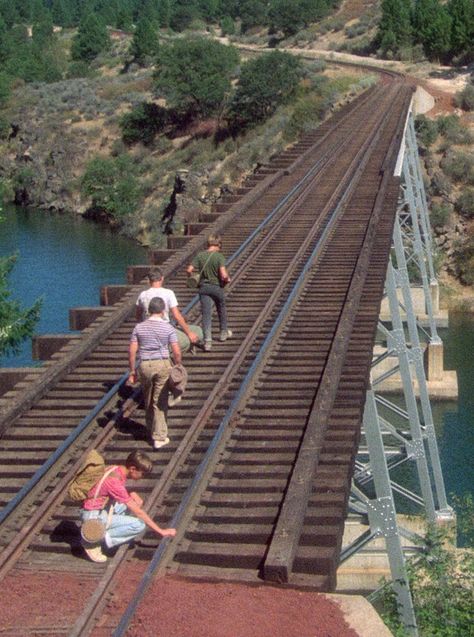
[0,178,14,202]
[81,154,143,219]
[430,171,452,196]
[220,16,235,36]
[430,202,452,228]
[415,114,438,148]
[0,116,10,139]
[454,84,474,111]
[440,151,474,185]
[440,152,474,185]
[284,94,330,139]
[66,61,96,79]
[120,103,169,145]
[454,188,474,219]
[453,234,474,286]
[379,523,474,636]
[437,114,473,144]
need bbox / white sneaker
[83,544,107,563]
[168,394,182,408]
[219,329,232,342]
[153,437,170,449]
[203,341,212,351]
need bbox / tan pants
[138,359,171,442]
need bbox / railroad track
[0,77,413,635]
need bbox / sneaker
[153,437,170,449]
[203,341,212,352]
[83,543,107,563]
[168,394,182,408]
[219,329,233,342]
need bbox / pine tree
[71,12,110,62]
[377,0,412,55]
[0,254,42,358]
[129,16,159,64]
[51,0,76,28]
[447,0,474,60]
[413,0,452,61]
[32,11,55,50]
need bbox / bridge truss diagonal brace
[397,111,440,342]
[341,118,456,634]
[348,390,419,636]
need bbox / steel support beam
[342,108,453,635]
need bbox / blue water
[436,315,474,513]
[0,206,147,367]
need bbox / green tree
[268,0,307,37]
[447,0,474,60]
[0,253,42,357]
[169,0,200,31]
[0,71,11,106]
[32,11,55,50]
[376,0,412,56]
[199,0,220,21]
[0,15,10,64]
[229,50,303,128]
[238,0,267,32]
[129,16,159,64]
[156,0,171,28]
[50,0,77,28]
[154,37,239,117]
[380,519,474,636]
[0,1,19,29]
[413,0,452,62]
[71,12,110,62]
[220,15,235,35]
[120,102,168,145]
[81,154,143,220]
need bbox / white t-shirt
[136,287,178,322]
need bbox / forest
[0,0,472,93]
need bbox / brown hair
[148,297,165,315]
[148,268,163,282]
[125,450,153,474]
[207,233,222,248]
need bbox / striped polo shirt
[130,317,178,360]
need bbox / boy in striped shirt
[129,297,182,449]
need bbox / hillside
[0,0,472,298]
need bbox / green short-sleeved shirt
[192,250,226,286]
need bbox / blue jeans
[81,503,145,548]
[199,282,227,343]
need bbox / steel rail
[0,86,386,531]
[0,82,412,632]
[69,85,402,637]
[70,88,390,637]
[108,86,410,637]
[263,87,413,582]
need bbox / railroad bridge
[0,78,451,636]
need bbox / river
[0,206,472,538]
[0,205,146,368]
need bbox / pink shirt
[82,466,131,511]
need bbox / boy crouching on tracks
[81,450,176,563]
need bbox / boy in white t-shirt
[136,269,200,350]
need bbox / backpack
[67,449,106,502]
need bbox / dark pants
[199,282,227,343]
